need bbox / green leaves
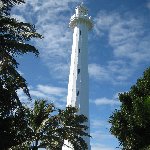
[0,1,89,149]
[0,0,25,15]
[109,67,150,150]
[11,100,89,150]
[0,0,42,149]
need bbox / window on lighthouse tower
[79,48,80,53]
[80,30,81,35]
[78,69,80,74]
[77,91,79,96]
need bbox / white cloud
[94,11,120,36]
[88,63,110,81]
[94,97,120,106]
[90,118,119,150]
[88,61,133,84]
[91,130,117,150]
[91,131,113,140]
[12,0,80,80]
[17,70,24,76]
[93,11,150,83]
[17,84,67,108]
[37,84,67,96]
[30,90,48,98]
[147,1,150,9]
[51,63,70,80]
[91,143,115,150]
[17,89,30,105]
[91,119,110,129]
[95,11,150,63]
[11,14,26,22]
[109,18,150,64]
[113,91,125,99]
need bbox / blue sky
[11,0,150,149]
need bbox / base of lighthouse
[62,140,91,150]
[62,140,73,150]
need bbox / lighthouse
[63,3,93,150]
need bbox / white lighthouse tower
[63,3,93,150]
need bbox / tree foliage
[0,1,90,150]
[11,100,90,150]
[0,0,25,16]
[0,0,42,149]
[109,67,150,150]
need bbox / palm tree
[11,99,90,150]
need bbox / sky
[11,0,150,149]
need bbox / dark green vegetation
[11,100,89,150]
[109,67,150,150]
[0,0,89,149]
[0,0,42,149]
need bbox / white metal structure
[62,3,93,150]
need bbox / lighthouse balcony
[70,14,91,21]
[69,14,93,30]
